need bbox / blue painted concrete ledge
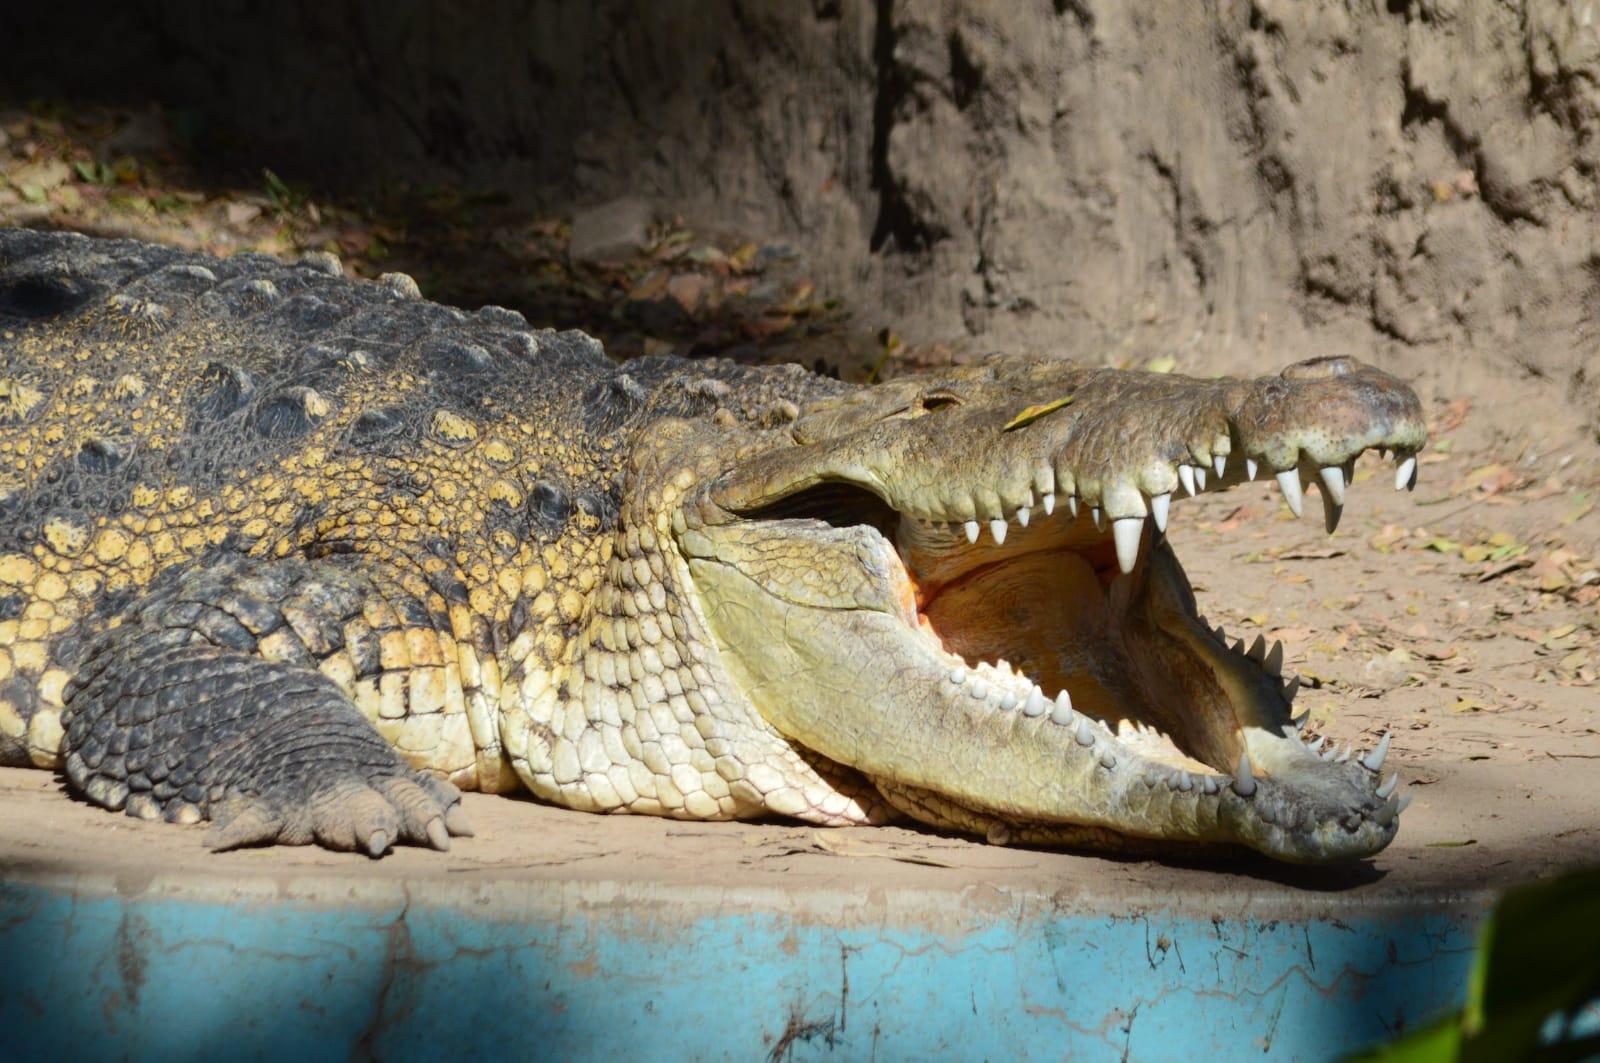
[0,868,1482,1062]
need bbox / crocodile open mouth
[688,356,1426,863]
[705,456,1413,861]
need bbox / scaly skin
[0,229,1425,862]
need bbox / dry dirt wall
[6,1,1600,407]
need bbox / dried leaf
[1003,394,1074,432]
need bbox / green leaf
[1004,395,1074,432]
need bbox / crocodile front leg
[60,556,474,855]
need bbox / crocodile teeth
[1178,464,1197,497]
[1265,642,1285,676]
[1074,718,1097,747]
[1214,453,1226,478]
[1051,690,1074,725]
[969,679,988,699]
[1150,492,1171,533]
[1112,517,1144,574]
[950,668,967,685]
[1375,794,1401,827]
[1319,465,1347,506]
[1067,495,1079,519]
[990,519,1008,545]
[1024,689,1048,716]
[1282,675,1301,701]
[1376,773,1399,799]
[1246,457,1259,481]
[1337,743,1353,763]
[963,520,980,544]
[1015,505,1030,527]
[1306,736,1326,753]
[1092,506,1104,531]
[1397,794,1413,814]
[1042,493,1056,516]
[1322,493,1343,534]
[999,691,1018,711]
[1201,775,1219,794]
[1276,469,1304,517]
[1232,752,1257,797]
[1290,709,1308,731]
[1395,455,1418,491]
[1246,635,1267,662]
[1361,731,1392,773]
[1194,466,1208,491]
[1099,750,1117,769]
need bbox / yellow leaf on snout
[1004,395,1074,432]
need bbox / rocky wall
[5,1,1599,407]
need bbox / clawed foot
[204,772,475,857]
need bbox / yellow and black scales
[0,229,842,853]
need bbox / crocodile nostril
[1281,356,1356,380]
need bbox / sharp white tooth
[1016,505,1030,527]
[1319,465,1346,506]
[1074,718,1096,746]
[1396,794,1413,814]
[1361,732,1392,773]
[996,659,1012,676]
[1092,506,1104,531]
[1376,794,1400,827]
[1306,736,1326,753]
[1049,697,1074,725]
[1376,773,1399,799]
[969,680,988,699]
[1099,751,1117,769]
[1265,642,1285,676]
[1150,492,1171,533]
[1337,743,1352,762]
[1275,469,1304,517]
[1201,775,1219,794]
[990,519,1008,545]
[963,520,980,544]
[1112,517,1144,574]
[1232,751,1257,797]
[1395,455,1417,491]
[1282,675,1301,701]
[1246,635,1267,662]
[1194,466,1208,491]
[1178,464,1196,496]
[1214,454,1226,478]
[1178,770,1193,792]
[1042,493,1056,516]
[1213,624,1227,643]
[1245,457,1258,481]
[1023,689,1045,715]
[1067,495,1079,519]
[1290,709,1308,731]
[1322,497,1344,535]
[1054,689,1073,712]
[1320,745,1338,761]
[999,691,1018,711]
[950,668,967,685]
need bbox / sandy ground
[2,104,1598,898]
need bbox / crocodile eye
[917,390,962,412]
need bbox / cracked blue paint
[0,878,1481,1061]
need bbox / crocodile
[0,228,1427,864]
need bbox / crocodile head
[645,355,1426,865]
